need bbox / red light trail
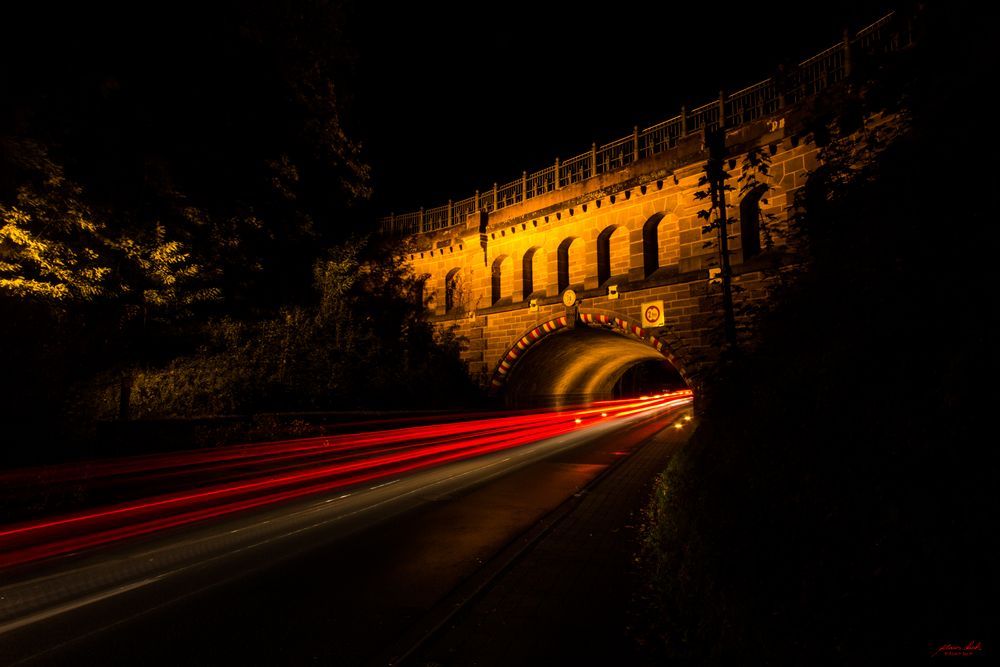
[0,392,691,569]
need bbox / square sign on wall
[641,300,665,327]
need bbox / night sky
[3,1,898,224]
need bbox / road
[0,394,691,665]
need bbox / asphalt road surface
[0,398,690,665]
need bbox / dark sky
[351,1,899,217]
[1,0,900,223]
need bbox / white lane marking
[0,576,163,635]
[0,406,688,633]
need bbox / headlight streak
[0,392,692,569]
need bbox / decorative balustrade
[453,195,477,225]
[685,99,722,137]
[559,152,592,188]
[726,80,779,126]
[378,12,911,235]
[526,165,555,198]
[641,116,685,156]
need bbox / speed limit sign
[641,300,665,327]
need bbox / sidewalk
[380,411,694,667]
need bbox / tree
[1,0,376,438]
[0,138,112,301]
[0,137,220,425]
[2,0,372,315]
[695,128,738,353]
[692,131,777,370]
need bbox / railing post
[554,157,561,190]
[475,190,480,212]
[633,126,640,162]
[390,213,395,232]
[591,142,597,176]
[448,199,453,227]
[776,65,786,109]
[718,90,726,129]
[492,182,497,210]
[419,206,425,233]
[681,105,688,136]
[522,171,527,201]
[843,28,852,78]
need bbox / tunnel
[497,324,686,409]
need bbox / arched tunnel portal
[492,312,689,409]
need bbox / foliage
[2,0,372,315]
[0,134,223,426]
[0,137,220,312]
[68,235,481,433]
[0,136,225,460]
[0,138,112,301]
[736,146,779,254]
[688,134,780,389]
[0,1,386,461]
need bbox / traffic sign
[641,300,665,327]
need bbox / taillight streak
[0,392,692,568]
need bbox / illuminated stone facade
[382,11,910,403]
[396,113,821,400]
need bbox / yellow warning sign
[641,300,665,327]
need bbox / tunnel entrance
[498,325,686,409]
[611,359,684,398]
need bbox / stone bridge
[378,12,912,407]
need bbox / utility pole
[705,127,738,352]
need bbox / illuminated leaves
[0,140,112,301]
[0,138,219,319]
[267,154,301,201]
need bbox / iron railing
[378,11,912,235]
